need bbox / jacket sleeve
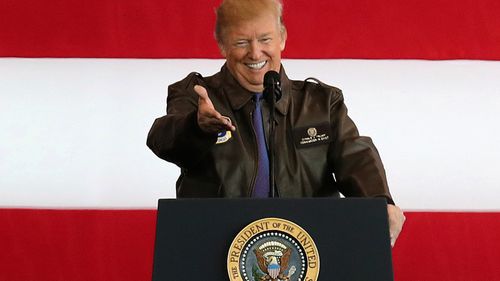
[146,72,217,168]
[327,88,394,204]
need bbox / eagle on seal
[254,247,292,281]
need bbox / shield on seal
[268,263,280,279]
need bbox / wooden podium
[152,198,393,281]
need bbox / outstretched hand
[387,204,405,247]
[194,85,236,134]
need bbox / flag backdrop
[1,0,500,280]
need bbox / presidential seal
[227,218,320,281]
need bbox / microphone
[263,71,282,103]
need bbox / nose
[248,41,262,60]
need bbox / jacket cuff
[184,111,218,145]
[375,195,395,205]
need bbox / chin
[245,81,264,92]
[245,73,265,83]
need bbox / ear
[280,29,287,51]
[219,43,227,57]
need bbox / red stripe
[393,212,500,280]
[1,209,499,281]
[1,0,500,59]
[0,209,156,281]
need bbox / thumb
[194,85,216,110]
[194,85,209,101]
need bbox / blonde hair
[215,0,286,44]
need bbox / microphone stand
[263,70,281,198]
[268,80,281,198]
[269,82,275,198]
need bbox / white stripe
[1,58,499,209]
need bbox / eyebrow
[232,32,274,40]
[258,32,273,38]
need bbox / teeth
[246,61,266,69]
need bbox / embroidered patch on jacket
[293,122,332,148]
[216,131,232,144]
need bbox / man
[147,0,404,246]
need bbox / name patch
[293,123,332,148]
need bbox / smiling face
[219,13,286,93]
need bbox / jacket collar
[218,64,290,115]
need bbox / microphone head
[264,70,280,87]
[263,70,282,103]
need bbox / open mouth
[245,61,267,70]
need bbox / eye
[260,37,272,44]
[234,40,249,47]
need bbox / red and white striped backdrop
[1,0,500,280]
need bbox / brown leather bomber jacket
[147,64,393,203]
